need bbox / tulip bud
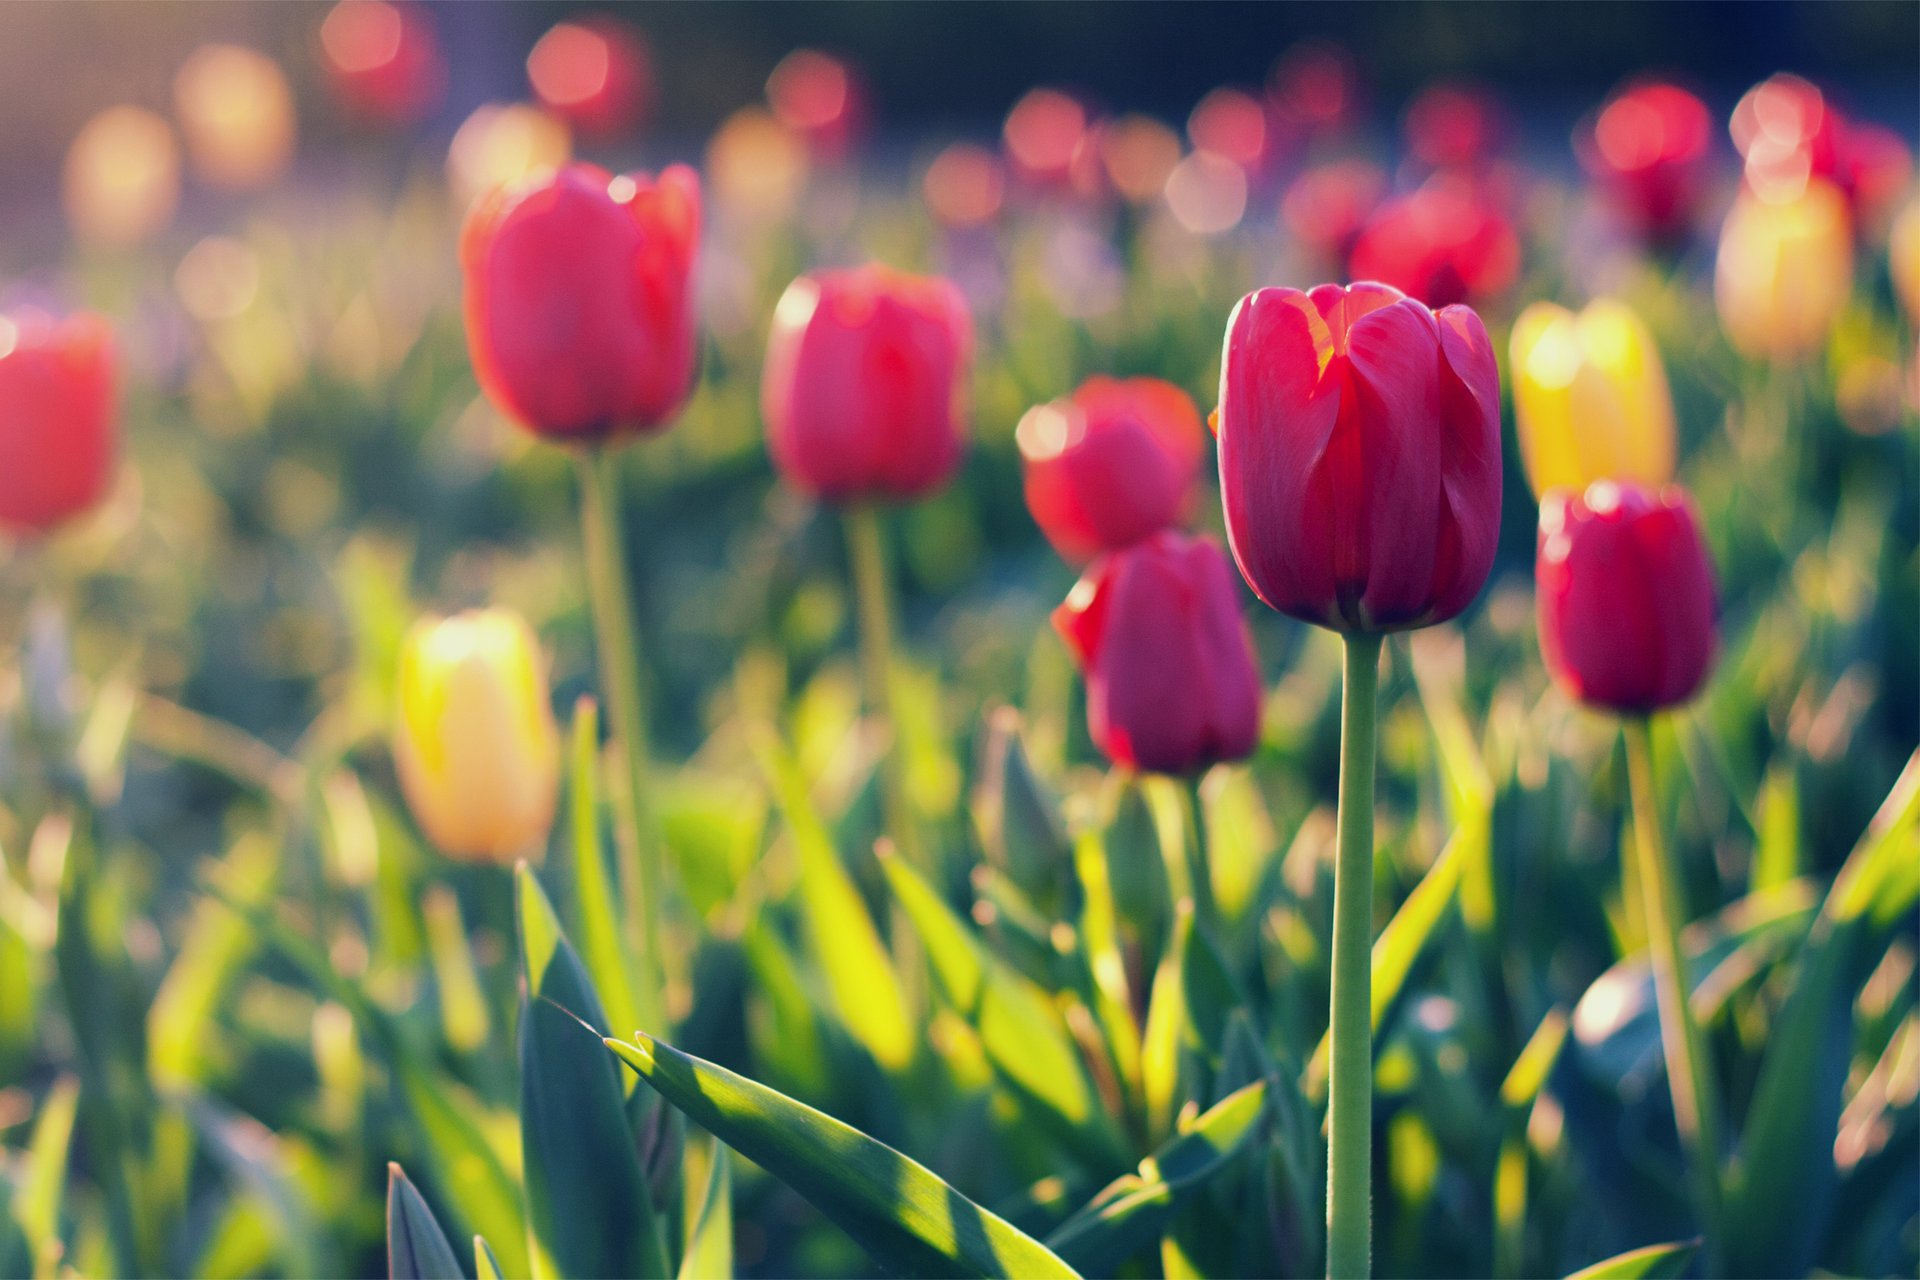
[1052,531,1262,775]
[1509,299,1676,498]
[1216,281,1501,633]
[762,264,972,504]
[1017,375,1204,562]
[1536,481,1717,714]
[1579,81,1712,245]
[0,311,117,535]
[393,609,560,861]
[461,163,700,441]
[1714,178,1852,361]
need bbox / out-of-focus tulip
[461,163,700,441]
[1404,82,1506,170]
[447,103,571,209]
[0,312,116,535]
[922,143,1005,229]
[706,107,808,224]
[320,0,445,126]
[1018,376,1205,562]
[173,44,297,191]
[1098,115,1183,205]
[1189,87,1269,176]
[767,49,868,161]
[1835,122,1914,236]
[1732,73,1913,231]
[1891,198,1920,320]
[1282,159,1386,264]
[1715,177,1852,361]
[1268,40,1358,147]
[1217,281,1501,633]
[1053,531,1261,775]
[1164,151,1248,235]
[63,106,180,248]
[393,608,560,861]
[1004,88,1091,189]
[1510,299,1676,498]
[1579,81,1711,243]
[528,17,653,140]
[762,265,972,504]
[1347,178,1520,308]
[1536,481,1717,714]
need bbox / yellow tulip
[1715,177,1853,361]
[1509,298,1677,498]
[1891,197,1920,322]
[173,44,297,191]
[394,609,560,862]
[64,105,180,247]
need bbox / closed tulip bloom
[394,609,561,861]
[0,311,117,535]
[762,265,972,503]
[1715,178,1852,361]
[1510,299,1676,498]
[1217,281,1501,633]
[1053,531,1261,775]
[1017,376,1204,562]
[1536,481,1717,714]
[1580,81,1712,244]
[462,163,700,441]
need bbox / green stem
[843,504,921,865]
[1623,717,1724,1255]
[1182,774,1218,941]
[1327,631,1381,1280]
[576,449,668,1030]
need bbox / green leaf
[880,848,1124,1170]
[1045,1081,1269,1275]
[1141,903,1242,1141]
[16,1075,79,1273]
[755,728,916,1072]
[606,1033,1078,1279]
[474,1236,502,1280]
[516,865,670,1280]
[974,707,1070,903]
[1563,1237,1700,1279]
[678,1135,733,1280]
[387,1163,465,1280]
[148,834,277,1087]
[564,697,654,1049]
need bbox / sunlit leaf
[678,1134,733,1280]
[387,1163,464,1280]
[1563,1237,1699,1279]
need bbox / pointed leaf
[565,697,652,1047]
[387,1164,465,1280]
[1563,1238,1700,1279]
[678,1136,733,1280]
[474,1237,502,1280]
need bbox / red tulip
[767,50,869,162]
[319,1,445,126]
[0,311,116,535]
[1536,481,1717,713]
[1282,160,1386,265]
[527,16,654,140]
[461,163,700,442]
[762,265,972,504]
[1017,376,1204,562]
[1347,178,1520,308]
[1731,73,1913,231]
[1580,81,1712,243]
[1216,281,1501,633]
[1053,530,1261,775]
[1404,82,1507,170]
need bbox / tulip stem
[1182,774,1218,940]
[1623,716,1724,1256]
[576,448,668,1030]
[1327,630,1381,1280]
[844,504,922,866]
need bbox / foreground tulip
[0,311,117,535]
[462,163,700,440]
[1510,299,1676,498]
[1217,279,1501,1279]
[1714,177,1852,361]
[1052,531,1260,775]
[1535,479,1724,1250]
[394,609,560,861]
[763,264,972,503]
[1017,376,1204,562]
[1580,81,1712,245]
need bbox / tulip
[461,163,700,441]
[1403,82,1507,171]
[1509,299,1676,498]
[1535,480,1717,714]
[1346,177,1521,307]
[393,609,561,862]
[1579,81,1712,244]
[762,264,973,504]
[527,17,654,140]
[1892,198,1920,321]
[1216,278,1502,1279]
[1003,88,1093,191]
[1017,376,1204,562]
[0,312,117,535]
[173,44,297,191]
[63,106,180,248]
[1052,531,1260,776]
[1536,479,1725,1246]
[766,49,868,162]
[319,0,445,126]
[1714,178,1852,361]
[1731,73,1912,231]
[1217,281,1502,634]
[1282,160,1386,267]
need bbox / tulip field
[2,4,1918,1279]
